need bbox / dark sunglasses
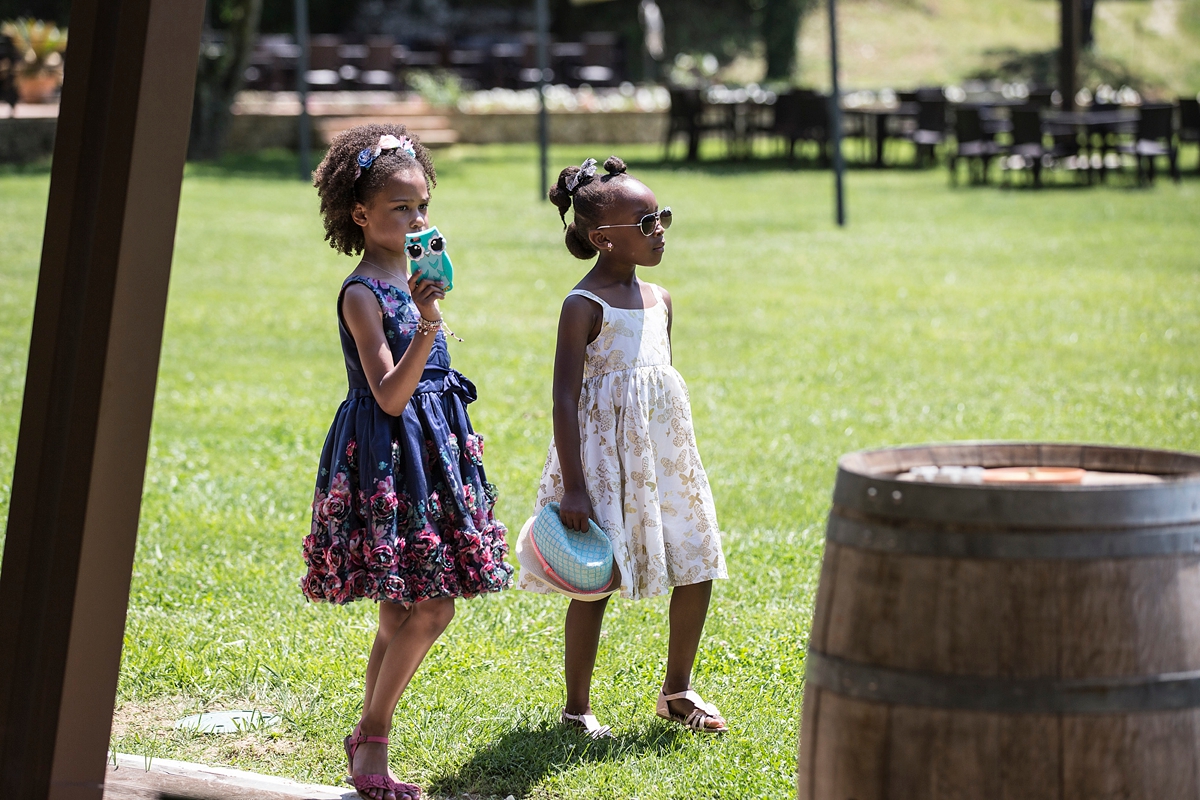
[595,207,672,237]
[406,235,445,260]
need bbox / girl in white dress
[520,155,728,736]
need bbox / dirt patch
[111,696,198,740]
[111,697,300,761]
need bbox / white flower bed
[457,83,670,114]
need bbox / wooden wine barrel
[798,442,1200,800]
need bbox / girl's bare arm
[552,294,601,532]
[343,275,445,417]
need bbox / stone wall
[2,109,669,162]
[224,110,668,152]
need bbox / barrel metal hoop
[826,515,1200,560]
[806,649,1200,714]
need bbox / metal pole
[536,0,549,199]
[827,0,846,226]
[1059,0,1081,111]
[295,0,311,179]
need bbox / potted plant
[1,18,67,103]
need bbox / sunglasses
[406,235,445,260]
[595,207,673,237]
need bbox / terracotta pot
[15,71,61,104]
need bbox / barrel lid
[833,442,1200,529]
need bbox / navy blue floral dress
[302,276,513,605]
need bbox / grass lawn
[1,144,1199,799]
[792,0,1200,96]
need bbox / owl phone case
[406,227,454,292]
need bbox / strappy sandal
[344,726,423,800]
[656,688,728,734]
[560,709,614,739]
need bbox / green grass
[2,144,1199,798]
[790,0,1200,96]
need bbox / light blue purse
[529,503,614,593]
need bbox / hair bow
[565,158,598,194]
[355,134,418,179]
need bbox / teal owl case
[406,227,453,292]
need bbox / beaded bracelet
[417,316,464,342]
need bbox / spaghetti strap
[567,288,609,307]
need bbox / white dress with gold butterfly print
[522,284,727,600]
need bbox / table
[841,102,918,167]
[1042,108,1140,182]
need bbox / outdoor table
[702,94,775,158]
[841,102,918,167]
[1042,107,1140,182]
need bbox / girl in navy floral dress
[303,124,512,800]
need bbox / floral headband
[565,158,597,194]
[355,134,417,179]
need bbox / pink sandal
[344,726,423,800]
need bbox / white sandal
[656,688,728,734]
[560,709,614,739]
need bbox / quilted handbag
[529,502,614,592]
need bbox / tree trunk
[188,0,263,160]
[762,0,814,82]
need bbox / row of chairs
[664,86,1200,185]
[951,101,1199,186]
[244,32,623,93]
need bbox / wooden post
[0,0,206,797]
[1060,0,1081,111]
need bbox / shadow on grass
[968,46,1142,90]
[625,154,930,176]
[429,720,691,798]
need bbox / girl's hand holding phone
[557,489,595,533]
[408,271,445,321]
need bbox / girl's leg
[363,601,414,713]
[662,580,725,724]
[564,596,609,714]
[353,596,456,800]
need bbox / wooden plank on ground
[103,753,351,800]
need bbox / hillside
[757,0,1200,97]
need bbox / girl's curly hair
[547,155,631,260]
[313,123,438,256]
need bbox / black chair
[908,97,947,166]
[665,88,726,161]
[306,34,342,89]
[949,105,1002,184]
[772,90,830,163]
[1003,106,1079,187]
[1179,97,1200,174]
[358,36,397,90]
[1118,103,1180,184]
[488,41,525,89]
[1004,107,1046,186]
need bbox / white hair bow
[565,158,598,194]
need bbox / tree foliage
[189,0,264,160]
